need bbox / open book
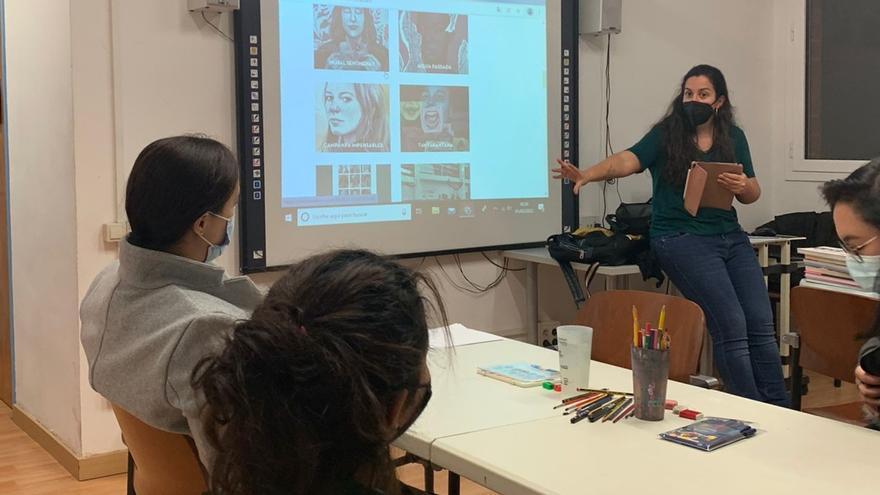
[683,161,744,216]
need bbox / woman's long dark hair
[654,64,738,188]
[821,158,880,338]
[193,249,448,495]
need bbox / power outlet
[539,320,560,348]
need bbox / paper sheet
[429,323,504,348]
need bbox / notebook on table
[659,417,757,452]
[477,363,560,387]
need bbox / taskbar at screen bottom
[280,199,550,227]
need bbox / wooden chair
[788,286,878,424]
[111,405,209,495]
[575,290,706,383]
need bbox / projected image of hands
[399,11,468,74]
[314,5,390,72]
[400,85,469,152]
[316,82,391,152]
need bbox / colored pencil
[602,396,630,422]
[658,305,667,331]
[632,305,639,347]
[576,388,634,396]
[613,403,636,423]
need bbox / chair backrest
[111,405,209,495]
[791,286,879,383]
[575,290,705,383]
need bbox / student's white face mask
[846,253,880,292]
[198,212,234,263]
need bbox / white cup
[557,325,593,392]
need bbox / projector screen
[235,0,570,270]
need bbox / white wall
[71,0,129,457]
[577,0,777,231]
[5,0,83,454]
[4,0,807,459]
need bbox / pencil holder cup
[631,347,669,421]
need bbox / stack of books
[798,246,879,297]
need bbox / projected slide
[269,0,553,254]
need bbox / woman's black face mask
[682,100,715,129]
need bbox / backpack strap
[553,257,586,308]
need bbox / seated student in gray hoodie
[80,135,263,468]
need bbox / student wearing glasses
[821,158,880,416]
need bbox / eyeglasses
[838,235,879,262]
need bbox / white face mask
[846,253,880,293]
[198,212,234,263]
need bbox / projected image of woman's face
[420,86,449,134]
[341,7,365,39]
[324,83,362,139]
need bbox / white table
[402,333,879,495]
[432,395,877,495]
[396,339,562,460]
[504,236,806,358]
[750,236,806,358]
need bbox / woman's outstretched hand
[551,158,588,195]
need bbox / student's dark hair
[125,135,238,251]
[821,158,880,228]
[653,64,737,188]
[193,249,448,495]
[821,158,880,337]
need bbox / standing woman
[553,64,788,406]
[820,159,880,414]
[80,135,264,467]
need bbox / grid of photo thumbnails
[311,5,473,208]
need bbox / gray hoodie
[80,239,264,468]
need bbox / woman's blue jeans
[651,231,789,407]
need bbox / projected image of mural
[316,82,390,152]
[399,11,468,74]
[400,85,469,152]
[313,5,390,72]
[401,163,471,200]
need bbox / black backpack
[606,199,652,237]
[547,228,648,306]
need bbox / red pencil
[563,393,608,414]
[612,403,636,423]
